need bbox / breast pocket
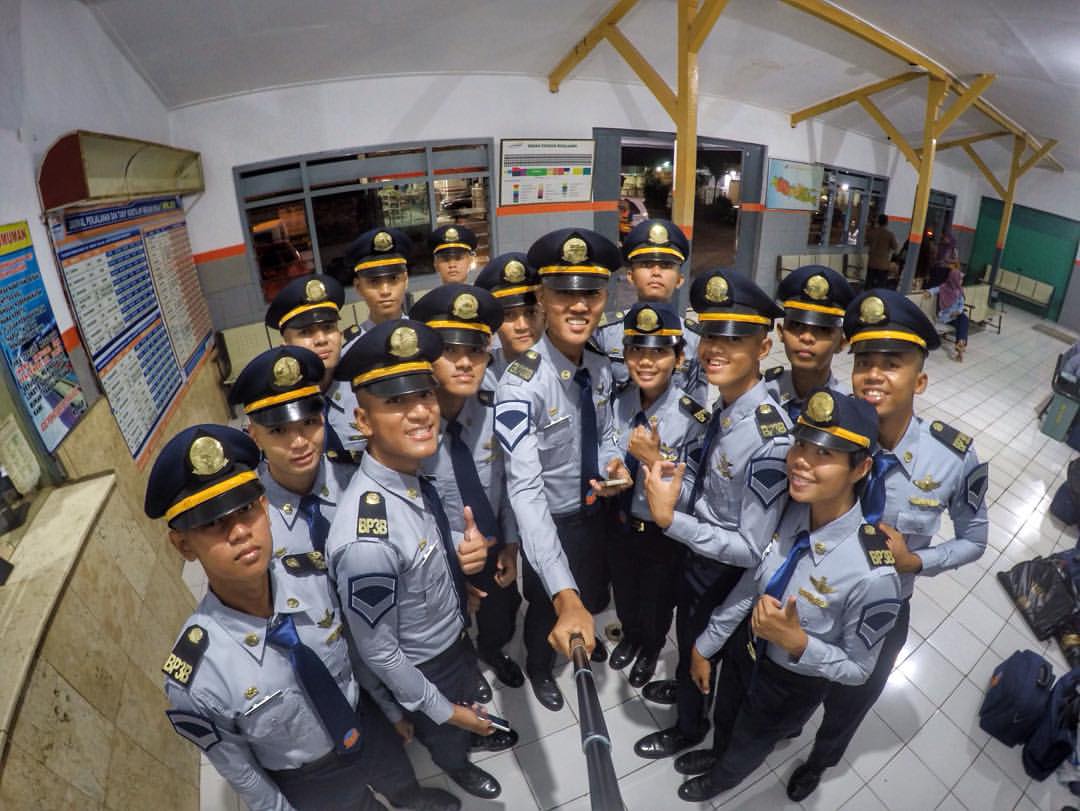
[794,588,837,637]
[895,508,942,539]
[537,416,575,466]
[399,542,446,633]
[239,687,302,744]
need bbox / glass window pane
[308,148,426,190]
[239,163,303,203]
[246,202,315,303]
[829,186,850,246]
[808,186,830,246]
[433,176,491,271]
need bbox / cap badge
[388,326,419,359]
[444,227,459,242]
[373,231,393,252]
[189,436,227,477]
[452,293,479,320]
[648,223,669,244]
[705,275,729,304]
[562,236,588,264]
[188,627,204,644]
[805,391,835,423]
[272,355,302,388]
[365,492,381,505]
[805,274,829,301]
[304,278,327,303]
[504,260,526,283]
[636,308,659,332]
[860,296,886,325]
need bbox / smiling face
[498,303,544,357]
[432,343,488,398]
[628,259,683,302]
[777,319,845,374]
[354,271,408,323]
[697,331,771,391]
[355,388,440,472]
[625,345,679,399]
[786,439,870,504]
[434,249,473,284]
[249,416,324,481]
[169,496,272,583]
[540,286,607,351]
[282,322,343,371]
[851,350,927,424]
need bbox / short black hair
[877,214,888,227]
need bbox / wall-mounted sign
[765,158,824,211]
[500,139,594,206]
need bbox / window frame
[808,165,889,249]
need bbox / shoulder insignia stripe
[163,624,209,687]
[679,394,710,424]
[929,419,973,456]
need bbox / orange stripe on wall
[496,200,619,217]
[193,243,246,264]
[764,208,813,214]
[741,203,765,212]
[952,224,976,233]
[61,327,80,352]
[888,215,912,223]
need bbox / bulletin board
[500,139,594,205]
[47,197,212,462]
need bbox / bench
[776,251,869,287]
[989,266,1054,316]
[909,283,999,343]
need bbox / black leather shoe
[474,671,493,703]
[447,765,501,800]
[388,786,461,811]
[628,652,658,688]
[481,651,525,688]
[591,636,608,663]
[674,748,717,775]
[642,678,678,705]
[678,772,729,803]
[609,638,638,670]
[471,728,519,752]
[529,673,564,711]
[786,762,824,801]
[633,726,705,759]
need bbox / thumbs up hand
[457,506,495,575]
[752,594,809,660]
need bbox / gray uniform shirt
[593,312,705,401]
[495,333,620,597]
[326,452,465,725]
[667,378,793,567]
[877,416,989,598]
[696,501,902,686]
[324,380,364,454]
[763,366,850,418]
[259,456,355,558]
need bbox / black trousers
[411,633,481,772]
[475,543,522,658]
[806,597,911,769]
[608,515,685,656]
[522,508,610,676]
[270,690,418,810]
[865,267,892,290]
[674,552,745,738]
[704,620,829,791]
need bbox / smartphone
[484,712,512,733]
[600,478,630,488]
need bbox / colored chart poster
[500,139,594,205]
[49,198,212,461]
[765,158,824,211]
[0,222,86,451]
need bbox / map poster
[0,222,86,451]
[500,139,594,206]
[765,158,824,211]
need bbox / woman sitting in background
[925,266,968,361]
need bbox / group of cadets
[149,216,990,809]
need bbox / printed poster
[500,139,594,206]
[765,158,824,211]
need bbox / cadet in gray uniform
[149,424,457,811]
[608,302,709,688]
[592,219,705,400]
[229,346,355,558]
[345,227,412,333]
[765,264,855,420]
[786,290,989,800]
[495,228,631,711]
[474,253,544,380]
[266,275,362,461]
[635,267,792,760]
[325,319,512,801]
[674,390,901,803]
[429,224,478,284]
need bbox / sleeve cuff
[666,511,695,544]
[798,636,829,669]
[541,566,578,599]
[428,694,455,726]
[914,547,944,576]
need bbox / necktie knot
[574,367,591,389]
[873,452,899,477]
[267,614,301,650]
[447,419,463,439]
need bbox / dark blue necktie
[785,398,803,422]
[267,614,361,754]
[418,476,467,618]
[297,494,330,554]
[573,367,601,511]
[322,404,349,461]
[754,530,813,661]
[620,411,649,517]
[689,409,722,508]
[447,419,499,542]
[861,452,899,525]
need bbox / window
[235,141,494,303]
[807,167,888,249]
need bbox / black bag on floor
[1051,460,1080,526]
[979,650,1055,746]
[998,556,1079,640]
[1023,666,1080,781]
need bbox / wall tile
[105,731,198,811]
[0,740,103,811]
[115,664,195,776]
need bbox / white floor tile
[844,709,904,783]
[615,759,712,811]
[951,751,1024,811]
[899,641,965,707]
[794,759,865,811]
[934,792,968,811]
[840,785,889,811]
[868,747,949,811]
[873,671,937,742]
[716,772,805,810]
[908,595,948,638]
[907,710,981,788]
[926,617,986,676]
[949,593,1007,642]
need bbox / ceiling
[83,0,1080,172]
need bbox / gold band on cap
[623,328,683,337]
[796,416,871,448]
[433,243,472,253]
[697,312,771,326]
[244,385,321,414]
[278,302,340,329]
[850,329,927,349]
[782,300,845,318]
[425,320,492,335]
[492,284,540,299]
[164,471,259,522]
[354,257,407,273]
[627,245,685,262]
[351,360,433,388]
[538,265,611,276]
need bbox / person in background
[928,225,958,289]
[475,253,545,379]
[430,225,478,285]
[864,214,898,290]
[925,266,969,362]
[345,228,412,332]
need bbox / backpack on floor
[1023,666,1080,781]
[979,649,1055,747]
[1051,460,1080,526]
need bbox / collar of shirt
[440,394,486,436]
[259,459,334,530]
[324,379,349,414]
[886,415,922,478]
[359,450,426,509]
[715,377,771,434]
[538,332,580,391]
[806,500,865,564]
[626,380,680,421]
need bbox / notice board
[48,197,212,461]
[500,139,594,206]
[765,158,823,211]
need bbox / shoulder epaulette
[163,625,209,687]
[478,389,494,407]
[764,365,785,382]
[859,524,896,568]
[356,491,390,538]
[327,449,361,467]
[679,394,710,424]
[506,349,541,381]
[598,310,625,328]
[683,318,702,335]
[928,419,973,456]
[282,551,328,574]
[342,324,362,342]
[754,402,789,440]
[585,337,606,355]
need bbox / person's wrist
[553,589,582,613]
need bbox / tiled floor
[187,306,1080,810]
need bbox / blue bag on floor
[1023,667,1080,781]
[979,650,1055,746]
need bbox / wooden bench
[990,266,1054,315]
[776,251,869,287]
